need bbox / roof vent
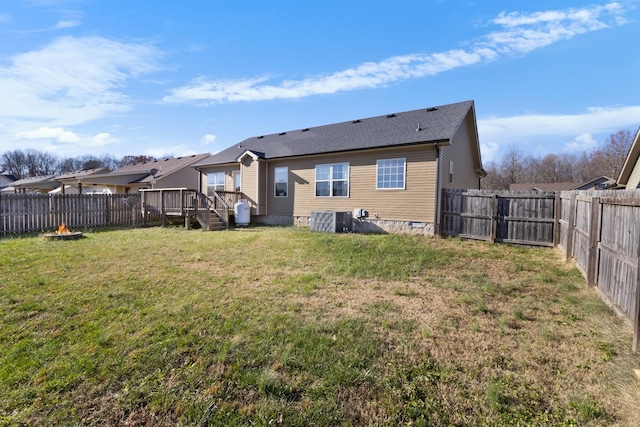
[302,128,310,132]
[416,123,423,132]
[386,114,396,118]
[352,119,361,123]
[279,132,286,135]
[427,107,438,112]
[257,136,264,139]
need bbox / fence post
[553,193,560,247]
[634,240,640,352]
[565,193,576,260]
[587,197,600,287]
[161,190,167,227]
[490,194,498,243]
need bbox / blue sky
[1,0,638,165]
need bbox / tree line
[0,150,163,180]
[481,129,635,189]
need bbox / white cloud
[91,132,118,147]
[478,104,640,160]
[564,132,599,152]
[480,141,500,163]
[0,36,162,125]
[53,20,81,29]
[16,126,80,142]
[200,134,216,145]
[164,2,627,105]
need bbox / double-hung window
[274,167,288,197]
[316,163,349,197]
[206,172,225,196]
[376,158,406,190]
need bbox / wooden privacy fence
[440,189,558,246]
[0,193,149,234]
[557,189,640,352]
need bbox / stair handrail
[206,191,230,225]
[190,190,209,228]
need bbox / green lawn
[1,226,639,426]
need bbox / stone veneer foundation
[251,215,435,236]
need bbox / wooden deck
[139,188,243,231]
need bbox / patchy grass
[1,226,639,426]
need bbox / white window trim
[207,172,225,193]
[315,162,349,198]
[376,158,406,190]
[274,167,288,198]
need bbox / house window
[377,158,406,190]
[316,163,349,197]
[207,172,225,196]
[234,173,241,192]
[449,161,454,184]
[274,167,288,197]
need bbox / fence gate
[440,189,558,247]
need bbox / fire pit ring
[43,231,84,241]
[42,222,84,240]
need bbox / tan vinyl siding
[266,145,438,222]
[257,160,267,215]
[627,160,640,189]
[154,167,201,189]
[440,111,481,190]
[197,165,240,193]
[240,157,259,213]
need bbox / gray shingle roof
[197,100,474,166]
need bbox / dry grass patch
[1,226,639,426]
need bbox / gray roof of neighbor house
[9,175,59,191]
[195,100,476,166]
[55,167,110,181]
[80,154,213,185]
[510,182,578,192]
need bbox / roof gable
[617,127,640,187]
[198,101,475,166]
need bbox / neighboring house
[0,174,17,190]
[76,154,213,194]
[52,167,110,194]
[616,127,640,189]
[194,100,485,235]
[510,183,577,192]
[573,176,616,191]
[5,175,59,193]
[510,176,616,192]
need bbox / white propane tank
[234,199,250,226]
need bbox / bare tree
[589,129,634,178]
[499,147,528,187]
[119,155,156,167]
[1,150,28,179]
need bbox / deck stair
[140,188,232,231]
[200,210,225,231]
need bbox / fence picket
[0,193,149,234]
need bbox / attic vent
[257,136,264,139]
[427,107,438,112]
[386,114,396,118]
[302,128,310,132]
[279,132,286,135]
[352,119,361,123]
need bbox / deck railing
[140,188,244,227]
